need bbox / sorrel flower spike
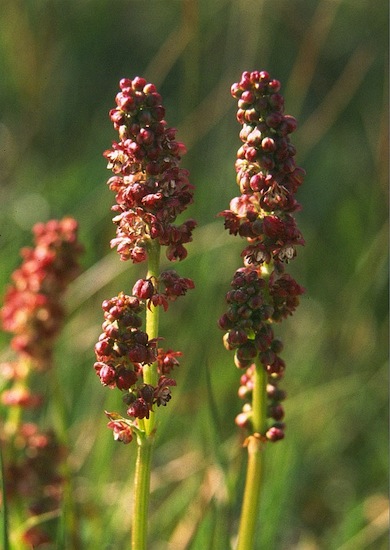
[96,78,196,446]
[219,70,305,443]
[97,77,196,549]
[1,217,84,371]
[219,70,305,550]
[0,218,83,547]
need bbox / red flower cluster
[0,218,83,547]
[94,292,179,443]
[132,269,194,311]
[94,292,156,390]
[2,423,65,547]
[1,217,84,371]
[219,71,305,442]
[104,77,196,262]
[124,375,176,419]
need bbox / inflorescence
[0,217,83,546]
[95,77,196,443]
[1,217,83,372]
[219,70,305,442]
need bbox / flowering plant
[93,77,196,549]
[0,217,83,547]
[219,70,305,548]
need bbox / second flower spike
[219,70,306,442]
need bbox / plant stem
[251,358,268,434]
[236,360,267,550]
[49,364,81,549]
[132,238,161,549]
[0,439,10,550]
[132,434,153,550]
[142,238,161,437]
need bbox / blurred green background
[0,0,388,548]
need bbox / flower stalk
[95,77,196,548]
[0,218,83,548]
[236,359,267,550]
[131,239,161,548]
[132,436,153,550]
[237,433,264,550]
[144,240,161,389]
[218,70,305,547]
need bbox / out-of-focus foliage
[0,1,388,548]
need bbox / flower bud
[127,397,150,419]
[234,355,253,369]
[116,367,138,390]
[97,363,116,386]
[266,425,285,442]
[138,384,154,404]
[235,411,251,429]
[268,403,285,421]
[128,344,148,364]
[132,278,155,300]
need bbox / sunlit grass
[0,0,388,548]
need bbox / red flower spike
[3,422,65,540]
[95,77,196,442]
[220,71,305,442]
[1,218,83,371]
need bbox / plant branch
[236,361,267,550]
[132,435,153,550]
[143,238,161,436]
[132,237,161,549]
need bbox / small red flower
[1,387,42,408]
[106,418,134,444]
[154,376,176,407]
[127,397,150,419]
[157,348,182,375]
[132,278,155,300]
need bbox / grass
[0,0,388,548]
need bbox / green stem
[0,438,10,550]
[49,365,81,549]
[252,359,268,434]
[236,360,267,550]
[142,239,161,437]
[132,435,154,550]
[132,238,161,549]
